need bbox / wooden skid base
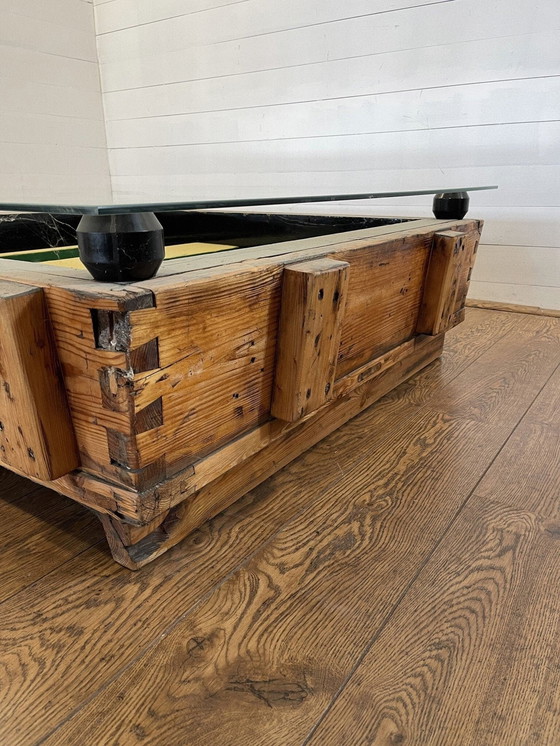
[96,334,444,569]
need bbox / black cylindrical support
[432,192,470,220]
[77,212,165,282]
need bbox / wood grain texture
[0,310,559,744]
[39,414,510,745]
[0,345,448,743]
[272,258,349,421]
[105,335,444,525]
[98,336,444,565]
[0,488,102,603]
[0,281,78,479]
[307,496,560,746]
[425,314,560,428]
[475,360,560,519]
[114,220,475,477]
[30,310,560,745]
[0,465,43,504]
[417,230,479,335]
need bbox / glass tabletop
[0,186,497,215]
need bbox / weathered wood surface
[0,281,78,479]
[50,334,442,526]
[271,258,349,421]
[43,305,533,526]
[417,230,476,334]
[0,216,482,532]
[126,223,467,474]
[21,310,558,746]
[1,310,559,744]
[99,334,444,567]
[150,216,445,280]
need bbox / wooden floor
[1,308,559,746]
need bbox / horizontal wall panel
[102,33,560,121]
[95,0,266,35]
[105,78,560,148]
[468,281,560,309]
[0,79,107,121]
[0,113,107,149]
[95,0,448,44]
[0,173,113,205]
[0,46,100,92]
[108,121,560,176]
[0,0,110,204]
[0,11,97,62]
[98,0,560,91]
[3,0,94,32]
[0,143,108,177]
[106,165,560,208]
[472,246,560,287]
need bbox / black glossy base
[432,192,470,220]
[77,212,164,282]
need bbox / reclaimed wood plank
[0,281,78,480]
[113,335,443,524]
[147,217,446,281]
[271,258,349,421]
[417,230,476,335]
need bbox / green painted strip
[0,247,80,263]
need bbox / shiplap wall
[93,0,560,308]
[0,0,111,203]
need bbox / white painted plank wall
[0,0,111,204]
[93,0,560,308]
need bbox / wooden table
[0,207,484,568]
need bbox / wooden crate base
[95,334,444,569]
[0,211,482,568]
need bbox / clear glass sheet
[0,186,497,216]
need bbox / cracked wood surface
[0,308,559,744]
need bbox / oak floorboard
[523,362,560,429]
[0,488,102,603]
[423,315,560,427]
[36,311,560,746]
[305,496,560,746]
[0,310,557,745]
[0,310,503,743]
[0,407,507,745]
[0,466,42,504]
[40,416,506,746]
[475,362,560,519]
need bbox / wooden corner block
[0,280,78,480]
[271,257,349,422]
[416,231,467,336]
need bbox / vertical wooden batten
[272,258,349,422]
[0,280,78,480]
[417,230,478,335]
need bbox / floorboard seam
[25,312,556,742]
[0,540,106,608]
[300,358,560,746]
